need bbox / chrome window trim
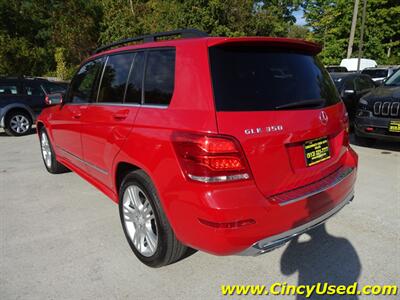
[141,104,168,109]
[62,102,168,109]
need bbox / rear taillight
[172,132,252,183]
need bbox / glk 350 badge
[244,125,284,135]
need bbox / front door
[51,58,104,170]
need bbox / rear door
[80,52,143,188]
[209,44,349,197]
[22,80,46,115]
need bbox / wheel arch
[36,121,44,134]
[1,104,35,128]
[114,161,140,199]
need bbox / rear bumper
[237,191,353,256]
[166,147,358,255]
[355,113,400,142]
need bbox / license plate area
[304,137,331,167]
[388,120,400,133]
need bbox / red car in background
[37,29,358,267]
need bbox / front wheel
[119,170,187,267]
[39,128,69,174]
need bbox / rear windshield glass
[209,46,340,111]
[361,69,388,78]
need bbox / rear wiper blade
[275,99,325,110]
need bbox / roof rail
[94,29,209,54]
[0,75,31,80]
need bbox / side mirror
[343,89,356,96]
[45,93,64,105]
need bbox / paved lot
[0,130,399,299]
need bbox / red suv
[37,29,358,267]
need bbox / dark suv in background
[0,77,67,136]
[330,72,375,121]
[355,69,400,144]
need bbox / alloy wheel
[122,185,158,257]
[10,115,30,134]
[41,132,52,168]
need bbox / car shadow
[280,224,361,299]
[280,193,361,299]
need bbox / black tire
[4,110,32,136]
[39,128,69,174]
[119,170,187,267]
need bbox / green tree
[287,24,310,38]
[0,0,101,77]
[303,0,400,65]
[99,0,300,43]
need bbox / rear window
[144,49,175,106]
[24,82,44,96]
[0,83,18,95]
[43,82,67,94]
[209,46,340,111]
[361,69,388,78]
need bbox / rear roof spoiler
[207,37,322,55]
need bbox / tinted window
[68,58,103,103]
[43,82,66,94]
[385,69,400,86]
[144,49,175,105]
[24,82,44,96]
[98,53,134,103]
[331,76,349,90]
[209,46,340,111]
[327,66,347,73]
[361,69,388,78]
[343,78,355,90]
[331,76,354,91]
[355,76,374,91]
[0,83,18,95]
[125,52,145,104]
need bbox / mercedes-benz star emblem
[319,111,329,125]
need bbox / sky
[293,9,307,26]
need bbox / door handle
[72,113,81,119]
[113,110,129,120]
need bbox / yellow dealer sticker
[304,137,331,167]
[388,120,400,133]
